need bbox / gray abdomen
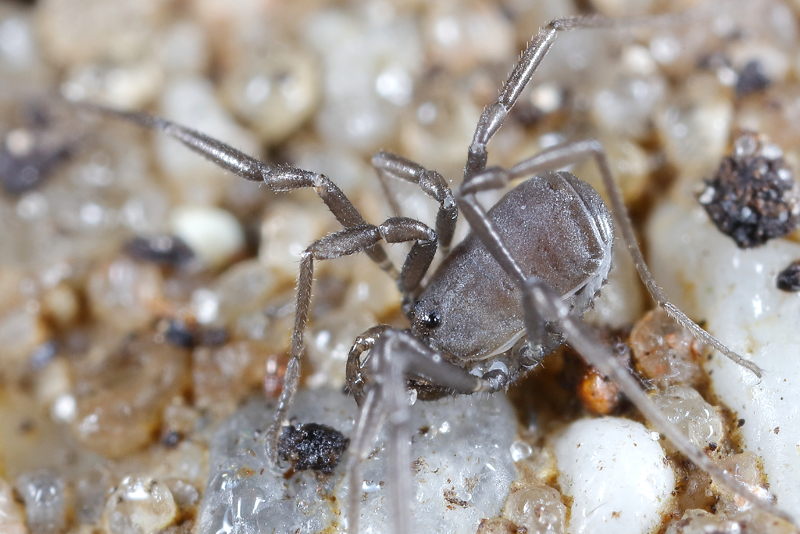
[414,171,614,361]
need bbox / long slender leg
[460,141,762,376]
[456,174,793,523]
[344,328,488,534]
[68,100,399,276]
[265,218,438,467]
[372,151,458,255]
[463,9,704,183]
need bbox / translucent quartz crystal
[503,484,566,534]
[651,386,725,452]
[71,338,188,457]
[192,340,272,417]
[218,36,320,145]
[629,309,704,388]
[197,388,516,533]
[655,75,733,176]
[16,470,66,534]
[86,256,164,333]
[104,477,177,534]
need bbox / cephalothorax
[71,9,792,533]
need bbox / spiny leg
[344,328,488,534]
[371,151,458,255]
[461,141,762,376]
[265,217,438,467]
[68,100,398,277]
[455,175,793,523]
[463,9,706,182]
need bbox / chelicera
[70,11,793,534]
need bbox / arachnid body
[68,8,794,534]
[4,0,800,532]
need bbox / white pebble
[551,417,675,534]
[104,477,177,534]
[170,205,244,269]
[648,198,800,522]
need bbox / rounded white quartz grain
[104,477,177,534]
[648,198,800,522]
[15,470,66,534]
[552,417,675,534]
[197,388,517,534]
[170,205,244,269]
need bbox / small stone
[713,451,770,514]
[192,340,272,417]
[259,200,335,280]
[40,283,80,328]
[72,337,189,457]
[577,367,621,415]
[170,205,244,269]
[551,417,675,534]
[629,308,705,388]
[104,477,178,534]
[664,509,740,534]
[61,60,164,109]
[74,467,112,524]
[123,234,194,268]
[218,37,320,145]
[15,470,66,534]
[509,440,533,463]
[656,75,733,175]
[736,60,771,97]
[86,256,164,332]
[776,259,800,291]
[165,479,200,511]
[212,259,279,327]
[278,422,350,474]
[699,131,800,248]
[502,484,566,534]
[651,386,725,452]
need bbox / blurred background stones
[2,0,800,532]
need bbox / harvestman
[70,9,794,533]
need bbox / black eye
[421,311,441,329]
